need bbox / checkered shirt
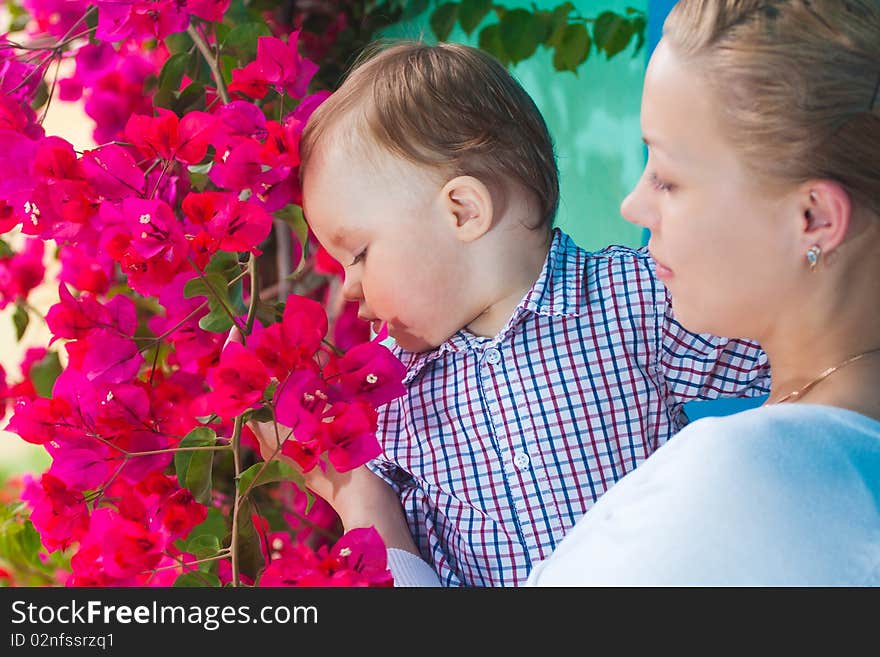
[369,229,770,586]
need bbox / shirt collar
[394,228,584,383]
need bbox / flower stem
[187,23,230,105]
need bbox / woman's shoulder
[528,404,880,586]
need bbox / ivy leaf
[458,0,492,35]
[237,459,304,496]
[430,3,460,42]
[13,303,28,341]
[30,351,62,398]
[499,9,542,64]
[593,11,633,58]
[173,427,217,505]
[552,23,591,73]
[478,23,509,66]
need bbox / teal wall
[384,0,648,251]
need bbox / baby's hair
[300,40,559,229]
[665,0,880,220]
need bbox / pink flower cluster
[0,2,400,587]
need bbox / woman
[254,0,880,585]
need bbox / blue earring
[806,245,821,272]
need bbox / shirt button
[484,348,501,365]
[513,452,530,469]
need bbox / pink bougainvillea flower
[6,396,79,445]
[273,369,329,441]
[58,243,114,295]
[330,300,373,355]
[209,138,268,191]
[148,271,219,367]
[325,341,407,407]
[77,329,144,384]
[46,282,136,342]
[228,62,270,99]
[205,341,270,419]
[254,34,319,99]
[186,0,230,22]
[21,473,90,552]
[158,488,208,538]
[0,237,45,310]
[81,144,145,200]
[207,198,273,253]
[80,507,164,579]
[125,108,217,165]
[96,0,189,42]
[22,0,91,39]
[259,526,392,587]
[45,437,110,491]
[319,401,381,473]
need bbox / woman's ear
[441,175,493,242]
[800,179,852,254]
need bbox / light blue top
[525,404,880,586]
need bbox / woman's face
[621,40,802,340]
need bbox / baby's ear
[442,175,493,242]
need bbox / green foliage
[29,350,62,398]
[428,2,646,72]
[0,500,71,586]
[237,459,305,497]
[173,427,219,505]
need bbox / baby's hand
[222,326,356,509]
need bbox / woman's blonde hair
[299,40,559,229]
[664,0,880,219]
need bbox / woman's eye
[649,172,674,192]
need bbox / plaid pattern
[369,229,770,586]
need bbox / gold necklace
[771,346,880,404]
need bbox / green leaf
[184,272,236,334]
[430,3,460,42]
[158,52,190,93]
[499,9,542,64]
[186,534,222,560]
[630,15,647,55]
[152,88,176,111]
[30,351,62,398]
[173,82,207,116]
[235,499,265,580]
[401,0,430,20]
[544,2,575,47]
[174,427,217,505]
[164,31,194,55]
[0,238,13,257]
[174,571,222,587]
[237,459,304,496]
[552,23,591,72]
[222,22,272,62]
[478,23,509,66]
[458,0,492,35]
[186,507,228,544]
[593,11,633,58]
[13,303,28,341]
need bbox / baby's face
[302,143,476,353]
